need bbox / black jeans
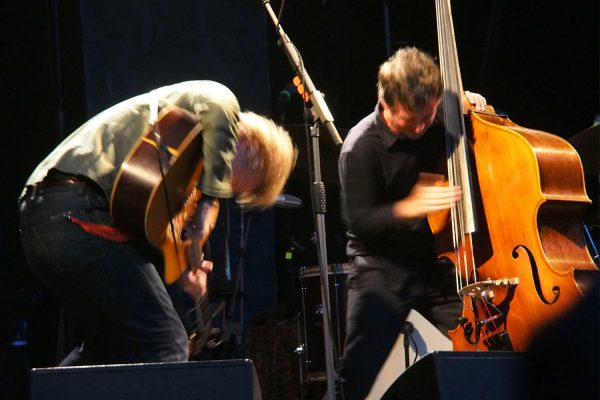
[339,255,462,400]
[19,177,188,365]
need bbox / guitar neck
[187,239,204,272]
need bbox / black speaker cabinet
[383,351,527,400]
[30,359,261,400]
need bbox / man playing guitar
[19,80,296,366]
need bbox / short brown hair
[235,111,297,209]
[377,47,443,113]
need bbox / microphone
[274,193,302,209]
[278,83,297,104]
[277,76,310,104]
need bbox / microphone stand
[261,1,342,146]
[261,2,342,399]
[402,321,414,370]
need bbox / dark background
[2,0,598,398]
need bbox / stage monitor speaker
[30,359,261,400]
[382,351,527,400]
[367,309,452,399]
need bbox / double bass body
[447,110,598,351]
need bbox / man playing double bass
[18,80,296,366]
[337,47,487,399]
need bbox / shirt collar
[374,102,407,148]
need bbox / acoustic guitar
[110,105,205,284]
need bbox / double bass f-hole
[513,245,560,305]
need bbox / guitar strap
[149,89,166,153]
[149,91,186,270]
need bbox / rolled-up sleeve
[192,83,239,198]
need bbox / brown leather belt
[23,170,99,202]
[36,170,87,189]
[21,171,132,242]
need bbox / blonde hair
[235,111,297,209]
[377,47,443,113]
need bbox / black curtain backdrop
[268,0,598,137]
[79,1,271,117]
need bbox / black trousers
[339,254,462,400]
[19,176,188,365]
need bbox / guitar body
[110,106,205,284]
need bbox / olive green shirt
[22,80,239,200]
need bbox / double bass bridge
[457,278,520,350]
[458,277,520,300]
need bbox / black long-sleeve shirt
[338,103,446,261]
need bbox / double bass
[432,0,598,351]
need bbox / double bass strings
[436,0,478,295]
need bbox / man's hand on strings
[393,173,461,219]
[463,90,487,112]
[181,260,214,299]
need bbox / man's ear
[379,98,394,113]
